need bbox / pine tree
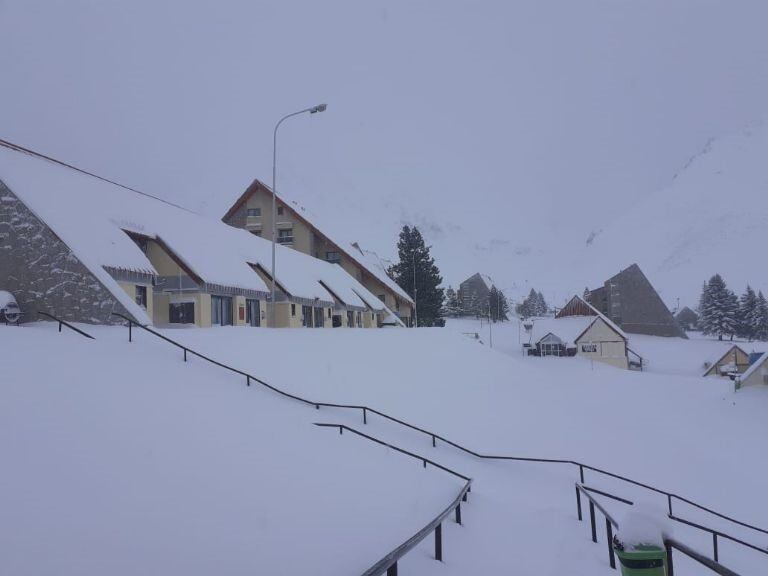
[738,285,759,340]
[700,275,739,340]
[754,291,768,341]
[443,286,461,317]
[488,286,509,322]
[536,291,548,316]
[389,226,444,327]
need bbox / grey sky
[2,1,767,301]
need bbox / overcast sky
[3,1,768,299]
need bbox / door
[246,299,261,327]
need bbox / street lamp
[270,103,327,326]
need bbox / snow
[528,315,595,346]
[0,289,15,309]
[0,324,460,575]
[350,243,414,305]
[616,501,673,550]
[0,145,386,316]
[737,351,768,384]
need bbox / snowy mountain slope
[0,324,461,576]
[579,119,768,308]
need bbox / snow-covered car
[0,291,21,324]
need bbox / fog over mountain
[3,1,768,307]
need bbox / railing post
[579,464,585,484]
[455,503,462,525]
[386,562,398,576]
[667,494,673,516]
[576,486,582,521]
[589,501,597,543]
[606,518,615,569]
[665,542,674,576]
[363,408,367,424]
[246,375,250,387]
[462,490,467,502]
[128,320,132,342]
[58,321,62,333]
[435,523,443,561]
[712,533,718,562]
[339,426,343,435]
[423,459,427,469]
[184,349,187,362]
[432,435,436,448]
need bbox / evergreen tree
[755,291,768,342]
[488,286,510,322]
[442,286,461,317]
[536,291,548,316]
[738,285,759,340]
[699,275,739,340]
[389,226,444,327]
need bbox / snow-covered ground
[4,320,768,574]
[1,324,462,576]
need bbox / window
[277,206,284,215]
[581,343,598,353]
[314,307,325,328]
[250,230,262,237]
[277,229,293,244]
[211,295,234,326]
[396,300,400,311]
[378,294,386,303]
[347,311,354,327]
[246,299,261,327]
[328,308,332,318]
[291,304,296,317]
[169,302,195,324]
[302,305,313,327]
[356,311,362,327]
[246,208,261,217]
[135,285,147,309]
[326,251,341,264]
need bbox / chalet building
[702,345,752,378]
[586,263,687,338]
[526,295,639,370]
[675,306,699,331]
[0,141,386,329]
[222,179,414,326]
[459,273,494,310]
[735,352,768,389]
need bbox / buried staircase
[43,312,766,575]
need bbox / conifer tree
[389,226,444,327]
[442,286,461,317]
[699,275,739,340]
[755,291,768,342]
[738,285,759,340]
[536,291,548,316]
[488,286,510,322]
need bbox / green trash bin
[613,540,667,576]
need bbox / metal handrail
[38,311,95,339]
[665,538,741,576]
[315,423,471,575]
[576,482,765,573]
[109,312,768,544]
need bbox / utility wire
[0,137,197,213]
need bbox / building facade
[222,179,414,326]
[458,273,493,313]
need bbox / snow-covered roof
[0,144,385,318]
[227,180,414,306]
[479,274,494,290]
[738,351,768,383]
[701,345,749,377]
[529,316,596,346]
[349,243,414,305]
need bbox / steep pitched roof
[737,351,768,383]
[702,345,750,377]
[555,295,627,339]
[223,179,414,306]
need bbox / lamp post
[270,103,327,327]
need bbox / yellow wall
[153,292,170,325]
[145,241,184,276]
[575,318,628,369]
[117,281,154,324]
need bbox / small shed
[735,352,768,389]
[702,345,751,378]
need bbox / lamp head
[310,103,327,114]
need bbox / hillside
[579,119,768,309]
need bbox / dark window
[396,300,400,311]
[135,285,147,309]
[250,230,262,237]
[302,305,313,327]
[326,251,341,264]
[291,304,296,317]
[314,307,325,328]
[277,206,284,215]
[169,302,195,324]
[378,294,386,302]
[347,311,354,327]
[211,295,233,326]
[328,308,332,318]
[356,311,362,327]
[277,229,293,244]
[247,208,261,217]
[246,299,261,327]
